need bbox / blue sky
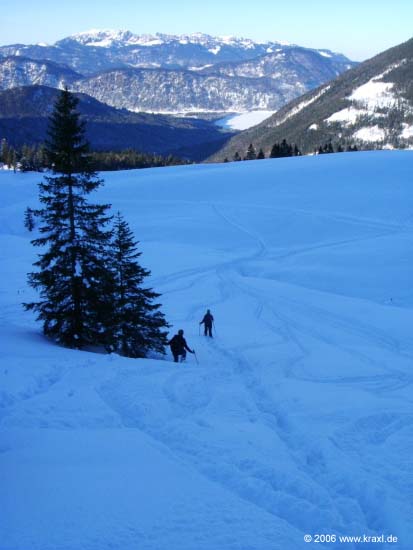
[1,0,412,60]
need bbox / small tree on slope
[108,212,169,358]
[24,88,114,348]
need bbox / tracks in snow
[97,202,413,544]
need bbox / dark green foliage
[24,207,35,232]
[346,144,359,152]
[228,137,352,161]
[89,150,189,171]
[24,88,114,349]
[24,88,169,358]
[107,213,169,358]
[0,139,189,172]
[244,143,256,160]
[0,138,9,164]
[19,143,47,171]
[317,142,334,154]
[0,138,18,169]
[270,139,301,158]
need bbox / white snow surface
[318,51,332,58]
[353,126,386,143]
[401,123,413,139]
[215,110,275,130]
[1,151,413,550]
[326,107,368,126]
[350,81,396,111]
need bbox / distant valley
[0,29,362,159]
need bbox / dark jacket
[168,334,192,354]
[200,312,214,327]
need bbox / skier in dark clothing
[168,329,195,363]
[200,309,214,337]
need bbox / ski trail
[209,202,413,380]
[0,364,65,424]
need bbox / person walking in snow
[168,329,195,363]
[200,309,214,337]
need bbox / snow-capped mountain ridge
[0,29,353,75]
[0,29,354,116]
[65,29,290,51]
[0,31,356,115]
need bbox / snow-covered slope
[213,37,413,158]
[1,151,413,549]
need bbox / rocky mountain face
[210,37,413,159]
[72,69,286,112]
[198,47,351,84]
[0,56,80,90]
[0,30,356,114]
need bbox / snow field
[1,151,413,549]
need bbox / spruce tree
[108,212,169,358]
[24,88,113,349]
[8,148,17,171]
[0,138,8,164]
[279,139,291,157]
[270,142,281,158]
[24,207,35,232]
[245,143,257,160]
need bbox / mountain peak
[65,29,137,47]
[63,29,288,51]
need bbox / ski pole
[193,351,199,365]
[213,321,217,336]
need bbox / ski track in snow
[99,191,412,544]
[1,152,413,549]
